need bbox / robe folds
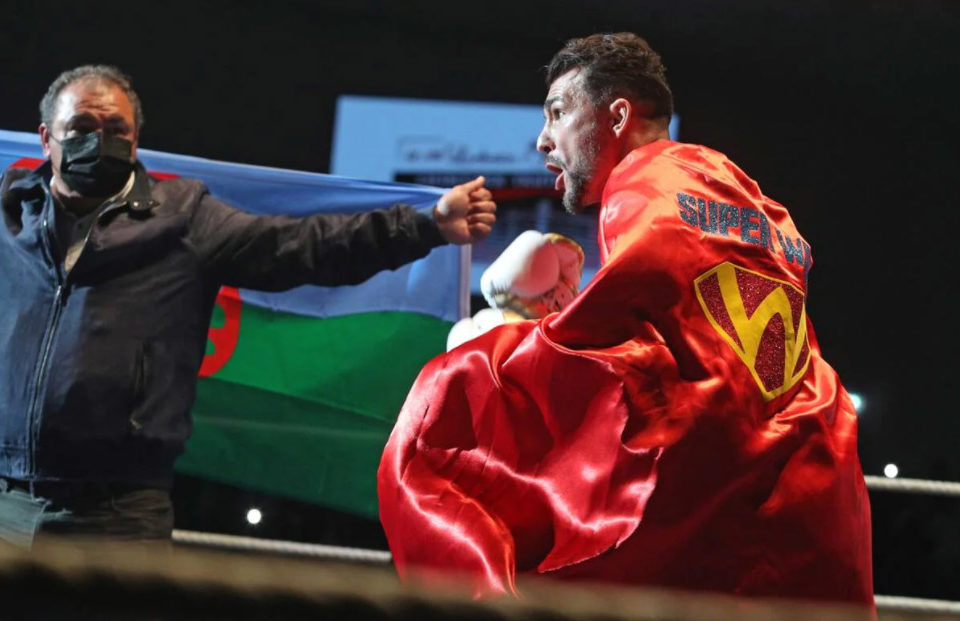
[378,140,873,606]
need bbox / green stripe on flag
[177,306,450,518]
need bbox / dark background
[2,0,958,600]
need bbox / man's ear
[39,123,52,158]
[608,98,632,138]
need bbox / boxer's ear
[609,98,632,138]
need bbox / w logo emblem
[695,263,811,401]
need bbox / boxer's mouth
[545,163,564,192]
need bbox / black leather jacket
[0,161,445,487]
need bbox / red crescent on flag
[199,286,243,378]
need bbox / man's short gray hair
[40,65,144,132]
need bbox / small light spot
[246,508,262,525]
[883,463,899,479]
[849,392,864,412]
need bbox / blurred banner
[0,129,467,518]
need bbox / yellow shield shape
[694,262,811,401]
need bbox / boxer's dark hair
[547,33,673,120]
[40,65,144,132]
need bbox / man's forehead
[545,68,585,103]
[56,80,132,118]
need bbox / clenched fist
[434,176,497,245]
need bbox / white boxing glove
[446,308,509,351]
[480,230,585,319]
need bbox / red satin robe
[378,140,873,606]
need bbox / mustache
[545,155,565,169]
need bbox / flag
[0,129,466,518]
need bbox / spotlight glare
[883,463,899,479]
[848,392,864,412]
[246,508,263,525]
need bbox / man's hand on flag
[434,176,497,245]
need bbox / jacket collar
[127,163,159,213]
[5,161,49,203]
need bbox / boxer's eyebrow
[543,96,562,111]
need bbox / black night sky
[2,0,958,600]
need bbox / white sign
[331,96,547,180]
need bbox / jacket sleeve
[189,188,447,291]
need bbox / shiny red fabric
[378,140,873,606]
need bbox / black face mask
[55,132,135,197]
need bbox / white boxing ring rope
[873,595,960,616]
[863,474,960,497]
[172,529,392,563]
[172,475,960,616]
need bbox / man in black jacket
[0,65,496,546]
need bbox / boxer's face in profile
[537,69,617,214]
[40,79,138,181]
